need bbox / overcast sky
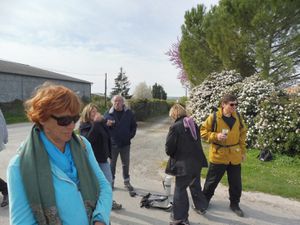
[0,0,219,97]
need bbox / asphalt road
[1,117,300,225]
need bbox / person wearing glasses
[7,83,112,225]
[200,93,247,217]
[79,103,122,210]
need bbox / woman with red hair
[7,82,112,225]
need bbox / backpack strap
[212,110,243,132]
[212,110,217,132]
[236,111,244,129]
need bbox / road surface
[1,117,300,225]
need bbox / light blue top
[7,135,112,225]
[40,131,79,184]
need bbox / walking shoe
[124,181,134,192]
[192,205,206,215]
[124,181,136,197]
[230,204,244,217]
[169,219,190,225]
[112,200,122,210]
[1,194,8,207]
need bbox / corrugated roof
[0,59,91,84]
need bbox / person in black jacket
[0,109,9,207]
[0,178,8,207]
[104,95,137,193]
[79,103,122,210]
[165,104,208,225]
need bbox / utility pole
[185,85,188,97]
[104,73,107,108]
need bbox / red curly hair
[25,82,82,127]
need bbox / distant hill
[167,96,181,100]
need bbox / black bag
[165,157,176,176]
[140,193,168,208]
[258,149,273,161]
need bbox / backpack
[211,107,244,132]
[258,149,273,162]
[140,193,172,211]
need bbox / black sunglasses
[229,103,238,107]
[51,115,80,126]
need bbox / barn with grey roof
[0,60,91,103]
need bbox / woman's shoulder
[174,117,184,125]
[171,118,185,131]
[8,154,21,170]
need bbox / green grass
[200,143,300,201]
[0,100,29,124]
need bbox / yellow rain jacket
[200,108,247,165]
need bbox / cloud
[0,0,219,97]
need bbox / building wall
[0,73,91,103]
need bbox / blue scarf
[40,131,79,184]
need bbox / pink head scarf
[183,117,198,140]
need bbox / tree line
[110,67,167,100]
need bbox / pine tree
[152,83,167,100]
[110,67,131,99]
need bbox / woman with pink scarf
[165,104,208,225]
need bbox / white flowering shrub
[255,94,300,156]
[232,74,278,146]
[187,70,243,124]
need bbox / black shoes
[192,205,206,215]
[112,200,122,210]
[169,219,190,225]
[124,181,136,197]
[124,181,134,192]
[1,194,8,207]
[230,204,244,217]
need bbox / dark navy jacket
[79,121,111,163]
[104,106,137,147]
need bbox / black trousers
[203,163,242,205]
[0,178,8,196]
[173,173,208,221]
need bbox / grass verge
[0,100,28,124]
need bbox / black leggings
[173,174,207,221]
[0,178,8,196]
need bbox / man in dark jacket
[104,95,137,193]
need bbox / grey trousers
[110,145,130,183]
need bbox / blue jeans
[99,161,113,185]
[110,145,130,183]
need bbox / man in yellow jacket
[200,94,247,217]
